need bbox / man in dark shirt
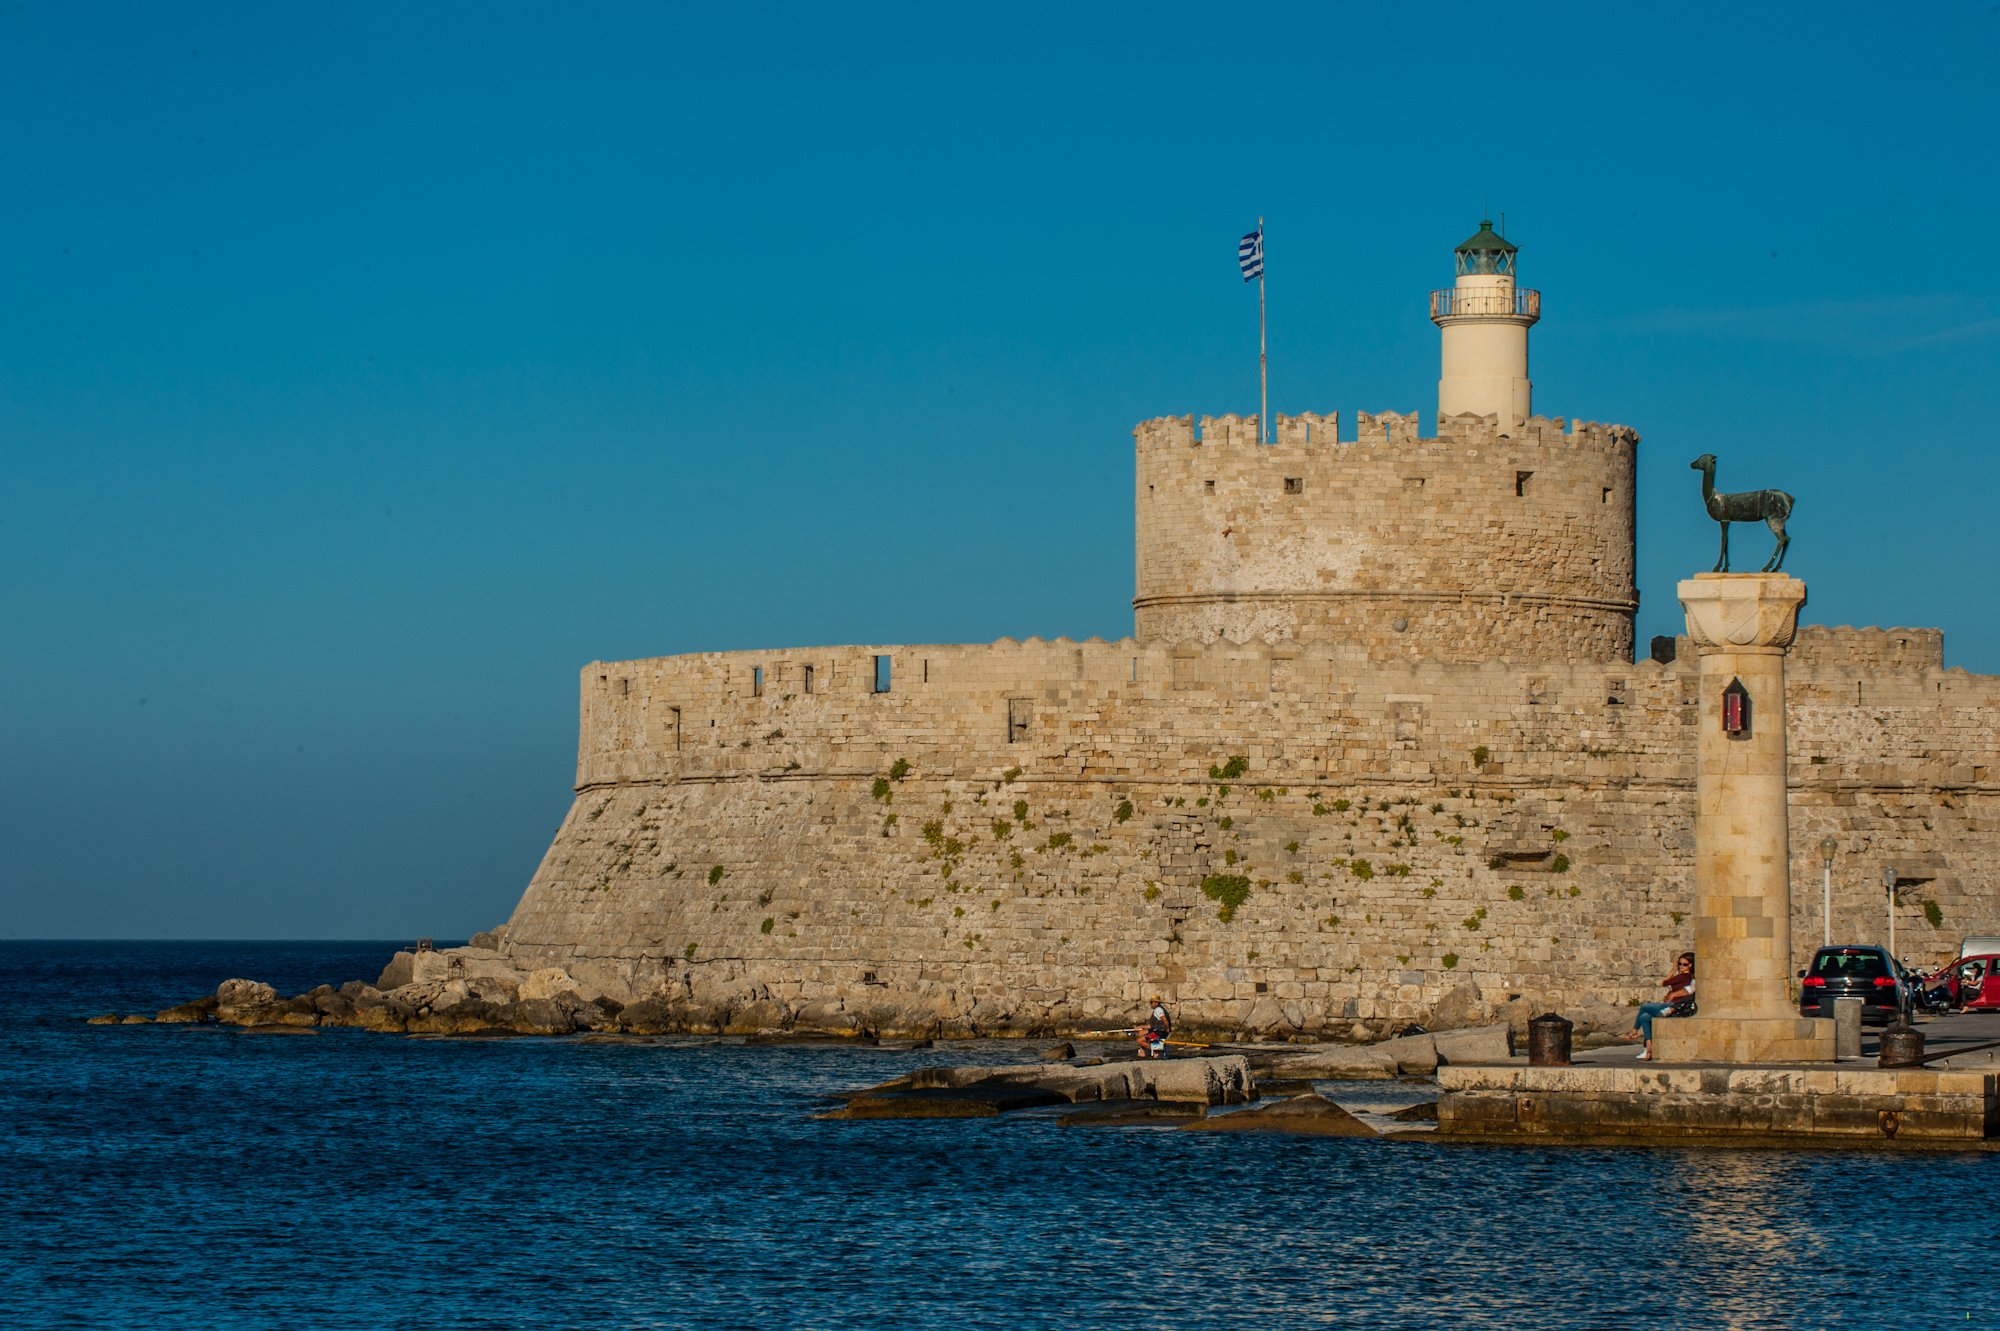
[1135,995,1171,1058]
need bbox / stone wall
[498,635,2000,1038]
[1131,410,1638,662]
[1792,625,1945,671]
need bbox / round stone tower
[1431,219,1538,429]
[1131,224,1638,664]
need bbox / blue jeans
[1635,1002,1672,1041]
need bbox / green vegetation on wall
[1200,874,1252,923]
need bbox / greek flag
[1237,226,1263,282]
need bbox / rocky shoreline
[84,941,1640,1051]
[89,947,656,1038]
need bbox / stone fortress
[489,221,2000,1040]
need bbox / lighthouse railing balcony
[1429,287,1540,321]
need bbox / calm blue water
[2,941,1989,1329]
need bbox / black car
[1798,945,1909,1025]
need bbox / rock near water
[822,1056,1258,1120]
[1181,1093,1380,1137]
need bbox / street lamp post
[1817,837,1837,947]
[1884,865,1898,962]
[1888,867,1904,1019]
[1880,867,1896,959]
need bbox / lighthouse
[1430,219,1539,428]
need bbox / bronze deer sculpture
[1690,454,1793,572]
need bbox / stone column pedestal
[1653,573,1834,1064]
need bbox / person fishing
[1135,994,1172,1059]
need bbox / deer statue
[1690,454,1794,573]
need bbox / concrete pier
[1437,1064,1997,1144]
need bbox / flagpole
[1258,217,1267,444]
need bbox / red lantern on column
[1722,678,1751,737]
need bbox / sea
[1,940,1989,1329]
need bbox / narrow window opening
[618,678,629,697]
[1131,657,1138,682]
[1283,477,1302,495]
[1516,471,1533,497]
[861,971,877,983]
[1204,479,1215,493]
[1008,698,1031,744]
[923,659,929,684]
[752,666,763,698]
[803,665,815,695]
[1254,982,1268,994]
[670,707,682,751]
[873,655,891,694]
[1602,487,1612,504]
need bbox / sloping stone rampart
[499,634,2000,1038]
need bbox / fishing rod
[1070,1028,1212,1047]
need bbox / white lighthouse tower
[1430,219,1539,428]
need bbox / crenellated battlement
[574,631,2000,794]
[1131,411,1638,456]
[1791,625,1945,671]
[1355,410,1420,444]
[1271,412,1337,446]
[1131,408,1640,662]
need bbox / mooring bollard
[1834,997,1863,1061]
[1527,1012,1573,1066]
[1878,1023,1925,1068]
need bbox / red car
[1926,954,2000,1012]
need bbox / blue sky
[5,2,1997,938]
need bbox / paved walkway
[1569,1009,2000,1068]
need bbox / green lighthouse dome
[1453,219,1516,276]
